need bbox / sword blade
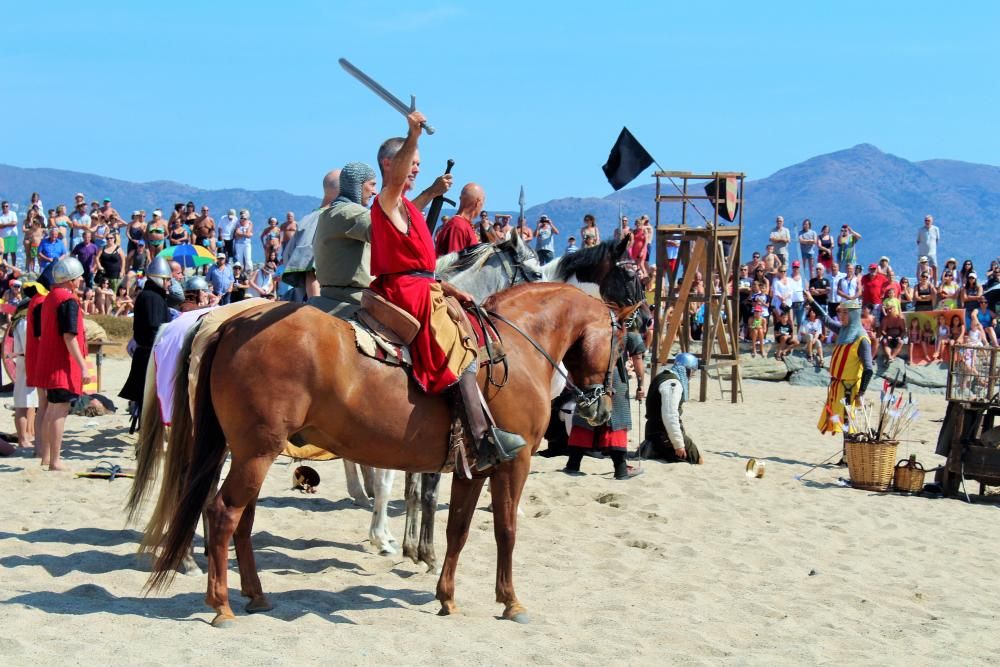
[338,58,436,135]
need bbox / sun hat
[919,255,928,262]
[879,255,889,262]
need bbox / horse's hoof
[507,612,530,624]
[503,604,529,624]
[245,596,273,614]
[375,541,398,556]
[211,612,237,628]
[438,601,458,616]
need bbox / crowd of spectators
[736,214,1000,365]
[0,192,294,320]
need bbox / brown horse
[130,282,634,626]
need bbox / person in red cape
[434,183,485,257]
[35,256,92,470]
[370,110,526,470]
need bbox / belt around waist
[383,270,437,280]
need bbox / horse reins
[484,306,621,408]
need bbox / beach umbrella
[157,244,215,268]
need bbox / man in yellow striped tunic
[804,292,874,458]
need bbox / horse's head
[563,300,641,426]
[497,234,544,284]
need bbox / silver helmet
[51,256,84,284]
[183,276,210,292]
[147,256,172,280]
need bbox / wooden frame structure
[651,171,745,403]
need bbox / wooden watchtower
[650,171,745,403]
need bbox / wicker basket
[893,457,926,494]
[845,440,898,492]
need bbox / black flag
[602,127,655,191]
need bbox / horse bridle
[485,306,621,409]
[493,243,542,286]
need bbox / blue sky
[3,1,998,209]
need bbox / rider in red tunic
[371,111,525,470]
[433,183,484,257]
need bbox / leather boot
[457,370,526,471]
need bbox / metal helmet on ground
[52,257,85,284]
[674,352,699,371]
[183,276,210,292]
[147,256,172,280]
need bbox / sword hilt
[410,95,435,135]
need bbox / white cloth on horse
[282,208,322,274]
[153,307,216,425]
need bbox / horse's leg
[435,474,486,616]
[489,453,532,623]
[343,460,372,507]
[234,496,272,613]
[402,472,420,563]
[361,464,376,499]
[418,473,441,573]
[204,457,270,627]
[369,468,397,555]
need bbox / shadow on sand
[2,583,436,624]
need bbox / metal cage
[946,344,1000,405]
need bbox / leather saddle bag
[358,289,421,346]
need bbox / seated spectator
[860,305,878,346]
[948,314,966,353]
[959,259,975,285]
[974,299,999,347]
[773,307,798,361]
[960,272,983,326]
[908,317,931,363]
[799,308,824,366]
[248,261,277,300]
[881,286,901,316]
[114,285,134,316]
[879,303,906,361]
[938,270,959,309]
[94,277,115,315]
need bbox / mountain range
[2,144,998,273]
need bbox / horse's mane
[436,243,496,275]
[553,239,622,283]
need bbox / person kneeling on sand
[637,352,702,464]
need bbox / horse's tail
[125,332,171,525]
[141,326,227,593]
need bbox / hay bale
[83,318,108,343]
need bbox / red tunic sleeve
[434,216,478,257]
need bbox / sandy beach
[2,355,999,665]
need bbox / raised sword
[338,58,436,135]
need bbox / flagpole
[652,161,711,225]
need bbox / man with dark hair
[0,201,18,265]
[639,352,702,464]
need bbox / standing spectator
[580,214,600,247]
[877,255,892,276]
[534,215,559,264]
[69,195,91,253]
[916,215,940,284]
[798,219,818,278]
[665,235,680,272]
[38,226,66,275]
[898,277,914,312]
[769,216,790,268]
[233,210,254,270]
[915,256,931,284]
[207,252,235,305]
[613,216,630,242]
[860,263,887,320]
[231,263,249,302]
[737,265,753,340]
[789,260,806,331]
[515,217,534,243]
[959,260,975,286]
[836,224,862,268]
[260,216,282,259]
[817,224,835,272]
[52,205,72,239]
[762,244,781,282]
[280,211,297,257]
[168,214,190,246]
[96,232,126,293]
[771,266,794,315]
[218,208,239,260]
[808,264,831,321]
[11,284,42,450]
[746,251,763,276]
[827,261,845,319]
[493,214,513,241]
[564,237,579,254]
[942,257,959,283]
[0,201,18,265]
[914,270,936,311]
[36,257,91,471]
[145,209,167,258]
[628,220,647,268]
[23,207,45,272]
[125,211,146,254]
[192,206,216,253]
[70,229,98,288]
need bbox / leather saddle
[357,289,421,346]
